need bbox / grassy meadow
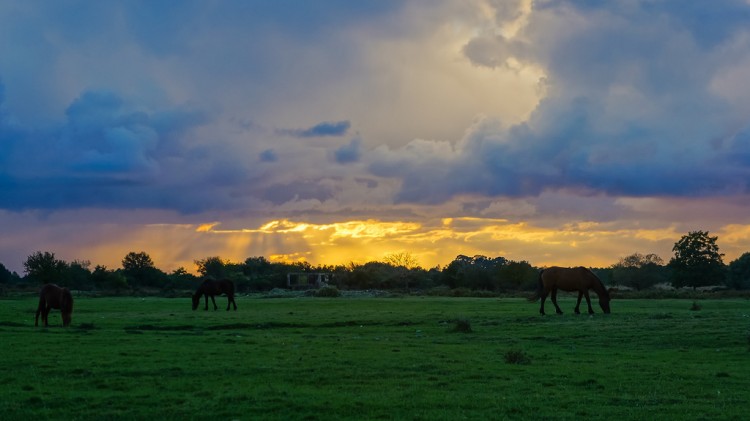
[0,293,748,420]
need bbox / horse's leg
[203,294,209,311]
[43,305,51,327]
[210,295,218,310]
[584,290,594,314]
[225,294,236,311]
[539,290,548,315]
[551,288,563,314]
[574,292,583,314]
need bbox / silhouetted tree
[91,265,129,293]
[122,251,164,288]
[161,267,199,292]
[195,256,227,279]
[441,255,508,290]
[383,252,421,290]
[727,252,750,290]
[242,256,275,291]
[611,252,666,290]
[669,231,725,290]
[383,252,419,269]
[496,260,538,291]
[244,256,272,275]
[23,251,68,285]
[67,260,93,290]
[0,262,21,285]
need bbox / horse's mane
[60,288,74,312]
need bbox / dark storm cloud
[0,87,212,211]
[0,0,385,215]
[260,179,337,206]
[3,0,750,216]
[279,120,351,138]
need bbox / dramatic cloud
[369,0,750,203]
[0,87,211,211]
[2,1,750,273]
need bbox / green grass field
[1,294,748,420]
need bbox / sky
[3,0,750,275]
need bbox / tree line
[1,230,749,293]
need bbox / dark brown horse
[530,267,611,315]
[192,279,237,311]
[35,284,74,327]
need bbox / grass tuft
[449,318,473,333]
[690,301,702,311]
[504,349,531,365]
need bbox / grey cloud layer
[2,1,750,216]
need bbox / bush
[314,286,341,297]
[449,318,472,333]
[504,349,531,365]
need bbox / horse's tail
[528,269,544,302]
[35,294,45,326]
[34,303,41,326]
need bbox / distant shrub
[314,286,341,297]
[504,349,531,365]
[449,318,473,333]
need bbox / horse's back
[39,283,63,303]
[200,279,234,295]
[541,266,597,291]
[40,283,60,295]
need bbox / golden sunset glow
[45,216,737,275]
[3,1,750,276]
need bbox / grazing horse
[530,267,611,315]
[192,279,237,311]
[35,284,74,327]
